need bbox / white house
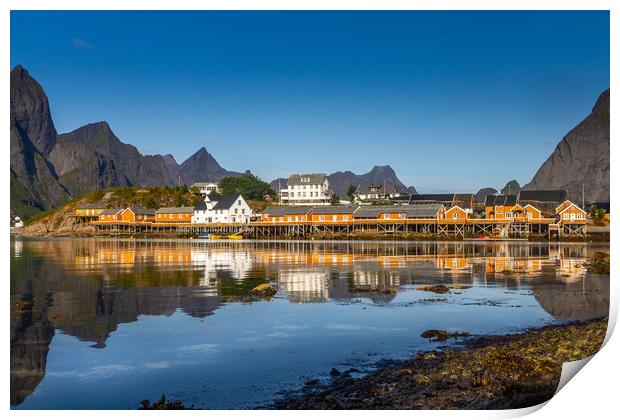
[279,173,331,205]
[192,193,252,224]
[191,181,220,196]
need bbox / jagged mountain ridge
[9,65,243,216]
[523,89,610,203]
[270,165,417,198]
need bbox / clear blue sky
[10,11,609,193]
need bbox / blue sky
[10,11,609,192]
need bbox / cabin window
[453,212,458,219]
[505,212,512,218]
[384,214,390,219]
[333,215,338,221]
[319,215,325,222]
[343,215,349,221]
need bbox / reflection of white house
[192,194,252,224]
[278,269,330,303]
[191,181,220,196]
[191,248,253,283]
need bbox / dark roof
[212,194,243,210]
[100,208,123,215]
[264,205,314,216]
[518,190,567,203]
[287,173,327,186]
[132,208,156,215]
[194,200,209,210]
[354,204,443,219]
[410,194,455,202]
[77,202,106,209]
[312,205,359,214]
[156,207,195,214]
[485,195,517,206]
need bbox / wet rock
[330,367,341,376]
[250,283,277,297]
[417,285,450,294]
[421,330,470,342]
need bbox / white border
[3,2,616,419]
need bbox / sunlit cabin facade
[484,195,518,220]
[555,200,587,224]
[75,203,106,217]
[99,208,124,222]
[261,206,314,223]
[310,206,356,222]
[120,208,156,223]
[155,207,194,223]
[444,206,468,222]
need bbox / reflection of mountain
[532,276,609,320]
[10,238,609,406]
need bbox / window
[343,215,349,221]
[505,212,512,218]
[319,215,325,222]
[453,212,458,219]
[332,215,337,221]
[238,200,241,205]
[384,214,390,219]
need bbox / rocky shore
[274,318,607,410]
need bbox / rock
[421,330,470,342]
[523,89,610,203]
[330,367,341,376]
[500,180,521,196]
[250,283,277,298]
[417,285,451,294]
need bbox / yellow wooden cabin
[444,206,468,222]
[75,203,106,218]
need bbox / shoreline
[272,318,608,410]
[11,229,610,243]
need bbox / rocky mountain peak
[10,64,57,156]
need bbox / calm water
[10,238,609,409]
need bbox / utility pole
[582,183,585,209]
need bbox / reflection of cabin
[121,208,156,223]
[156,207,194,223]
[99,208,124,222]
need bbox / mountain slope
[178,147,242,186]
[10,66,70,216]
[523,89,610,203]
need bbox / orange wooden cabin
[484,195,518,220]
[75,203,106,217]
[261,206,314,223]
[310,206,356,222]
[444,206,468,222]
[155,207,195,223]
[99,208,124,222]
[555,200,587,224]
[120,208,156,223]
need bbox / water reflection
[10,238,609,408]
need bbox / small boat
[227,235,243,240]
[209,235,223,240]
[198,233,211,239]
